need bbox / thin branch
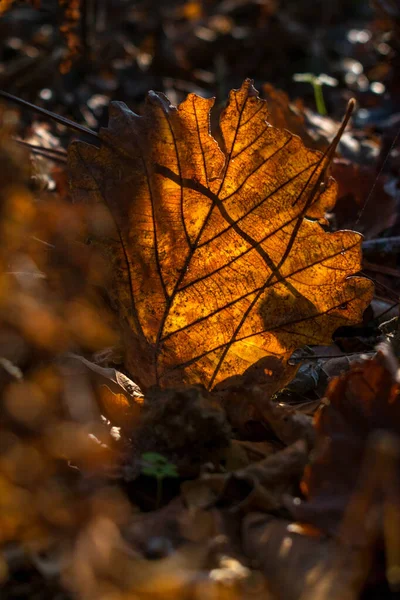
[15,139,67,163]
[14,139,66,156]
[0,90,99,141]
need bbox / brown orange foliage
[69,80,373,393]
[0,109,122,558]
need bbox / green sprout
[293,73,338,116]
[140,452,179,508]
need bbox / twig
[15,139,66,156]
[15,139,67,163]
[0,90,99,141]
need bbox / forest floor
[0,1,400,598]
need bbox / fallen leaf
[66,496,263,600]
[243,514,369,600]
[61,354,144,432]
[219,386,315,444]
[98,385,142,432]
[249,431,400,598]
[226,440,278,471]
[124,497,219,554]
[69,80,373,392]
[262,83,328,150]
[290,343,400,535]
[262,83,372,163]
[331,158,396,239]
[181,440,307,513]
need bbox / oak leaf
[69,80,373,392]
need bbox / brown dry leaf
[66,497,263,600]
[63,354,144,431]
[182,440,307,514]
[69,79,373,392]
[97,385,141,432]
[243,514,368,600]
[331,158,396,239]
[262,83,328,151]
[218,385,315,444]
[261,84,375,163]
[244,431,400,599]
[291,343,400,535]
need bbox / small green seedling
[293,73,338,116]
[140,452,179,507]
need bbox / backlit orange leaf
[69,80,373,391]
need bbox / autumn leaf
[63,354,144,431]
[291,344,400,535]
[69,80,373,392]
[182,440,308,514]
[331,158,396,239]
[243,514,368,600]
